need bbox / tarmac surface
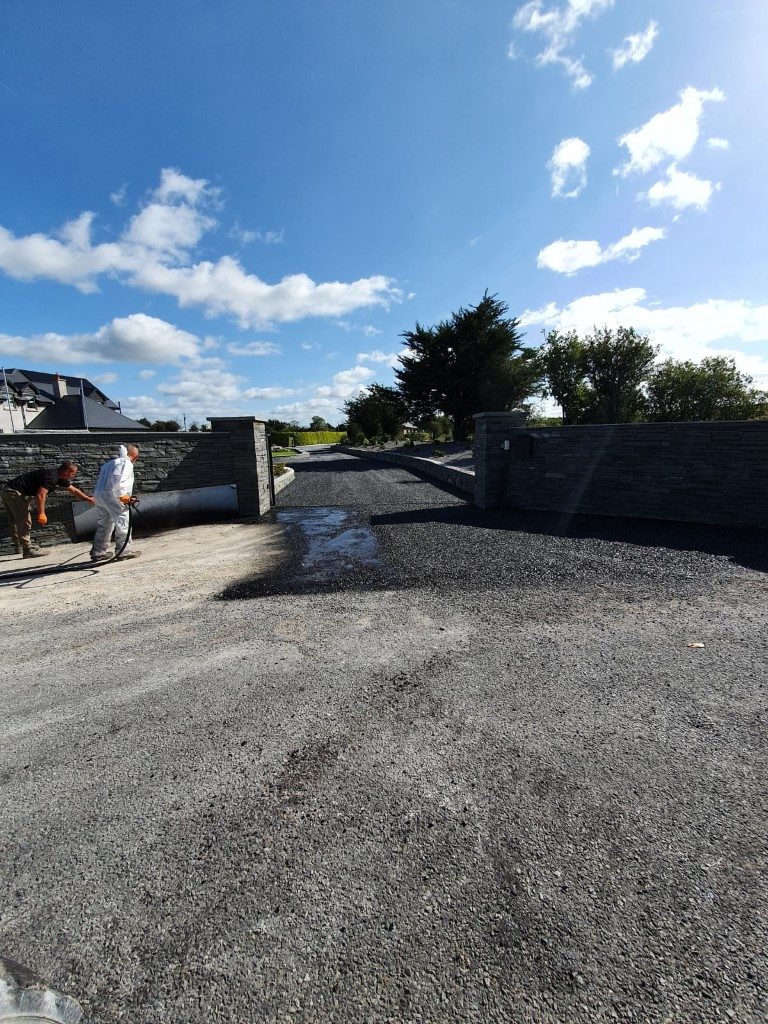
[1,450,766,1023]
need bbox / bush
[270,431,294,447]
[273,462,287,477]
[346,422,366,445]
[288,430,347,445]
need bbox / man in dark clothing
[1,460,95,558]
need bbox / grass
[271,448,297,458]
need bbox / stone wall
[474,412,768,528]
[0,417,271,554]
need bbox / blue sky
[1,1,766,425]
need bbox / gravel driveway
[1,450,766,1022]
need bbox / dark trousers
[1,488,33,551]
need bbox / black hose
[0,501,137,584]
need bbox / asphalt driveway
[1,450,766,1022]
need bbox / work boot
[90,553,111,562]
[117,550,142,560]
[14,542,22,554]
[23,548,45,559]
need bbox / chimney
[53,373,67,399]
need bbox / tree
[396,292,542,440]
[343,384,409,440]
[309,415,333,431]
[583,326,657,423]
[539,330,591,424]
[148,419,181,432]
[138,417,152,428]
[647,357,768,422]
[265,418,290,433]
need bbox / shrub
[273,462,287,477]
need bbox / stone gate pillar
[208,416,272,517]
[473,410,528,509]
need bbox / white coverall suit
[90,445,135,558]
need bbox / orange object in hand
[37,513,48,526]
[119,495,133,505]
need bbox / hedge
[269,430,347,446]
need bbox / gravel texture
[1,450,766,1023]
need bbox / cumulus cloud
[616,86,725,176]
[642,164,720,211]
[549,137,590,198]
[92,372,118,385]
[0,313,201,365]
[226,340,281,356]
[537,226,666,274]
[511,0,614,90]
[139,369,156,379]
[707,137,730,150]
[610,20,658,70]
[0,167,400,327]
[153,168,213,206]
[520,287,768,381]
[270,363,376,424]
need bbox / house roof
[3,368,119,409]
[24,395,148,431]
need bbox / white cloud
[537,225,666,274]
[323,365,375,393]
[0,167,401,327]
[469,236,482,247]
[0,214,123,294]
[123,202,216,258]
[512,0,614,90]
[707,137,730,150]
[110,183,129,207]
[356,349,401,367]
[139,369,156,379]
[548,137,590,198]
[520,287,768,381]
[226,340,281,356]
[642,164,719,211]
[611,20,658,70]
[0,313,202,365]
[334,320,382,337]
[229,223,285,246]
[246,386,297,400]
[616,86,725,176]
[131,259,400,328]
[92,372,118,385]
[153,168,213,206]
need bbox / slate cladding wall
[0,417,271,554]
[474,412,768,528]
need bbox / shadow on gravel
[219,500,768,601]
[370,505,768,574]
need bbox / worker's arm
[66,484,96,505]
[36,486,49,525]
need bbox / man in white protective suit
[90,443,141,562]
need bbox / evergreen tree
[396,292,542,440]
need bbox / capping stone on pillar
[208,416,271,517]
[473,410,528,509]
